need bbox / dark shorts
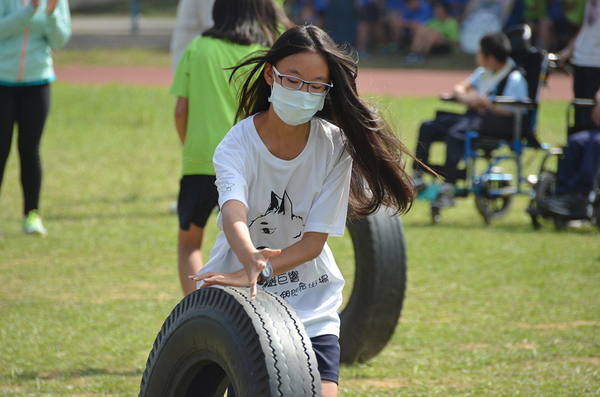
[177,174,218,230]
[311,334,341,384]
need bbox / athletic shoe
[431,183,455,208]
[22,210,47,237]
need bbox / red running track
[55,66,573,100]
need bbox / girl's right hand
[243,248,281,300]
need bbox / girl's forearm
[221,200,327,279]
[268,232,328,277]
[222,200,259,266]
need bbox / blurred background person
[0,0,71,237]
[170,0,215,73]
[285,0,328,28]
[170,0,292,295]
[355,0,387,58]
[558,0,600,135]
[405,0,460,64]
[386,0,433,52]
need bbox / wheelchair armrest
[572,98,596,107]
[493,96,536,110]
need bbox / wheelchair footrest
[480,187,517,197]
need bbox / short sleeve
[213,133,251,211]
[468,67,485,89]
[502,70,529,100]
[170,45,192,98]
[304,150,353,237]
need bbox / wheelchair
[416,24,555,225]
[526,98,600,231]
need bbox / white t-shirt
[200,115,353,338]
[573,0,600,68]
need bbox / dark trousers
[415,110,521,184]
[0,84,50,215]
[556,129,600,195]
[571,66,600,136]
[415,111,485,183]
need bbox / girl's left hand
[46,0,59,14]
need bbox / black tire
[340,208,407,364]
[529,170,557,229]
[139,286,322,397]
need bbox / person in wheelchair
[413,31,529,208]
[541,89,600,216]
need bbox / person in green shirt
[170,0,292,296]
[405,1,459,64]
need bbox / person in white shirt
[189,25,417,397]
[558,0,600,134]
[170,0,215,73]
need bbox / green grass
[71,0,178,17]
[53,47,172,68]
[1,81,598,396]
[52,46,477,70]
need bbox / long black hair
[230,25,417,217]
[203,0,293,46]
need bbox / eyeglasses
[272,65,333,96]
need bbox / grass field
[0,69,598,396]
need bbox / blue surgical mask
[268,79,326,126]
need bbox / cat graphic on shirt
[249,191,305,239]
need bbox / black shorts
[311,334,341,384]
[177,174,218,230]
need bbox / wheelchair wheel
[474,168,513,225]
[529,170,557,229]
[431,207,442,223]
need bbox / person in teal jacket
[0,0,70,237]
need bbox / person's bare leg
[356,21,369,52]
[322,380,338,397]
[410,25,427,53]
[178,223,205,295]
